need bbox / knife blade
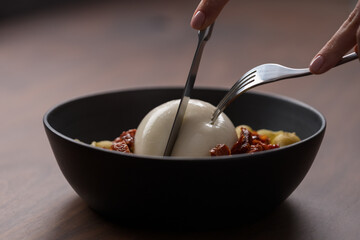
[163,23,214,156]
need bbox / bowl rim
[43,86,326,162]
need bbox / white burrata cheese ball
[134,99,237,157]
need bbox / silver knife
[163,23,215,156]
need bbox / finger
[310,2,360,74]
[191,0,229,30]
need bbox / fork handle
[210,52,358,124]
[276,52,358,80]
[335,52,358,66]
[292,52,358,78]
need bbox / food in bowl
[87,99,300,157]
[43,88,326,225]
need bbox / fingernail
[310,55,324,73]
[191,11,205,29]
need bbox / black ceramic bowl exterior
[44,88,325,226]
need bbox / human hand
[190,0,229,30]
[309,1,360,74]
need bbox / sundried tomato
[111,139,131,153]
[114,129,136,153]
[213,127,279,156]
[210,144,231,156]
[231,127,252,154]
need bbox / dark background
[0,0,87,18]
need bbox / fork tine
[226,69,256,97]
[216,71,256,111]
[235,72,255,91]
[234,74,255,95]
[221,74,255,110]
[239,70,256,84]
[216,71,254,108]
[211,71,256,123]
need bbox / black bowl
[44,87,325,227]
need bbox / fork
[211,52,358,123]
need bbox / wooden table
[1,0,360,239]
